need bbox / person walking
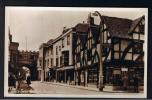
[8,74,14,92]
[26,75,31,87]
[12,75,16,89]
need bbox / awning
[56,66,74,71]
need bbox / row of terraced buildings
[37,12,145,91]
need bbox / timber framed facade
[73,13,145,90]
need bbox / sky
[5,7,147,51]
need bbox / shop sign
[121,68,128,71]
[113,70,121,74]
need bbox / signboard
[121,68,128,71]
[113,70,121,74]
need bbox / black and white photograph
[4,7,148,98]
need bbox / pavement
[42,81,125,93]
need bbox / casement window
[60,56,62,66]
[44,60,46,67]
[59,46,61,51]
[51,48,53,55]
[56,58,58,66]
[39,60,42,66]
[62,51,69,66]
[56,46,58,55]
[51,58,53,66]
[48,51,49,56]
[47,59,49,67]
[67,34,70,45]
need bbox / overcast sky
[5,7,147,51]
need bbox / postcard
[4,7,148,98]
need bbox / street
[29,81,143,96]
[8,81,145,98]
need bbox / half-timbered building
[73,13,145,90]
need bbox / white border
[4,7,148,98]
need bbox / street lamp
[92,11,104,91]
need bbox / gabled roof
[102,15,145,38]
[75,23,89,47]
[102,16,132,38]
[75,23,89,33]
[72,32,78,48]
[90,25,100,43]
[79,32,88,47]
[128,16,144,34]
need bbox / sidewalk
[42,81,131,93]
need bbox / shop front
[56,66,74,84]
[105,66,144,92]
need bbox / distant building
[53,28,74,84]
[8,31,39,81]
[9,33,19,76]
[18,50,39,80]
[37,42,52,82]
[38,28,75,83]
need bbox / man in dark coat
[8,74,16,91]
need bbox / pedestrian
[133,74,139,93]
[8,74,14,92]
[26,75,31,86]
[122,75,128,91]
[12,75,16,88]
